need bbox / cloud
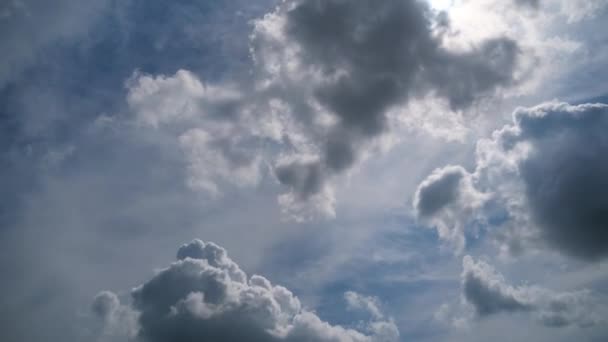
[559,0,607,23]
[413,165,488,252]
[415,102,608,260]
[514,0,540,9]
[92,291,138,341]
[73,0,537,222]
[249,0,524,214]
[501,102,608,260]
[126,70,265,195]
[94,239,399,342]
[460,256,602,328]
[344,291,385,321]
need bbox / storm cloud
[415,102,608,260]
[505,103,608,260]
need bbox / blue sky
[2,1,608,341]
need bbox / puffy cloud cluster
[125,0,525,219]
[415,102,608,260]
[251,0,522,211]
[560,0,607,23]
[94,239,399,342]
[460,256,601,328]
[125,70,268,195]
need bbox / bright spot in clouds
[429,0,454,10]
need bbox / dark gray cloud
[505,103,608,260]
[514,0,540,9]
[253,0,523,202]
[92,291,121,320]
[413,165,487,251]
[462,257,531,316]
[461,256,601,327]
[275,158,325,200]
[414,166,467,218]
[415,102,608,260]
[96,239,398,342]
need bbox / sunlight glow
[429,0,454,11]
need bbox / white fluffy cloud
[94,239,399,342]
[122,0,608,222]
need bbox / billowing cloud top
[95,240,399,342]
[415,102,608,260]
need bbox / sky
[1,0,608,341]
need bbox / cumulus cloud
[415,102,608,260]
[250,0,522,207]
[498,102,608,260]
[94,239,399,342]
[92,291,138,341]
[460,256,601,328]
[113,0,533,220]
[560,0,607,23]
[413,165,488,252]
[121,0,525,219]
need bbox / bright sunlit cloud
[429,0,454,11]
